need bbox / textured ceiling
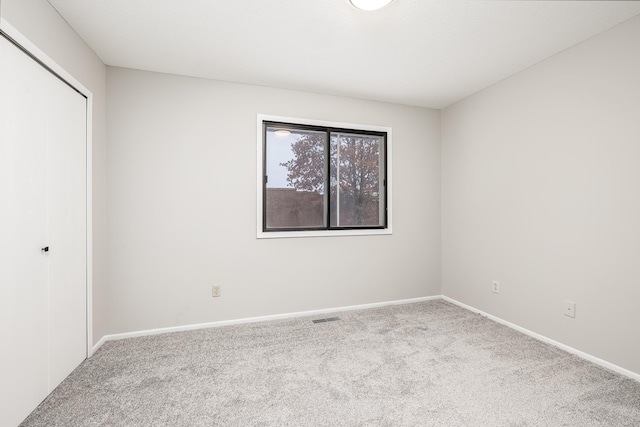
[48,0,640,108]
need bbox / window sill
[257,228,392,239]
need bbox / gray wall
[106,67,441,334]
[442,15,640,374]
[1,0,108,346]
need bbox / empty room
[1,0,640,425]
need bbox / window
[257,115,391,238]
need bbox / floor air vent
[312,317,341,324]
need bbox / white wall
[442,15,640,374]
[0,0,108,346]
[106,67,441,334]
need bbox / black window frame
[262,120,388,233]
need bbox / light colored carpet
[19,300,640,426]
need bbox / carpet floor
[19,300,640,426]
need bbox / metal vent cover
[312,317,341,324]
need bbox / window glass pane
[330,133,384,227]
[265,126,326,229]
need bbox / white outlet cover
[565,301,576,318]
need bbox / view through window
[263,121,387,232]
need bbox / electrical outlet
[564,300,575,318]
[212,285,221,297]
[492,280,500,294]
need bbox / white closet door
[0,34,50,427]
[45,52,87,391]
[0,34,87,427]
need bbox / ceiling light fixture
[349,0,394,11]
[274,129,291,137]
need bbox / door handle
[41,246,49,253]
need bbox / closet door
[0,34,87,427]
[0,33,50,427]
[45,48,87,391]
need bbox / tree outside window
[264,122,386,232]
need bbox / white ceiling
[48,0,640,109]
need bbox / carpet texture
[19,300,640,426]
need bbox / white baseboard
[91,335,108,356]
[442,296,640,382]
[92,295,440,354]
